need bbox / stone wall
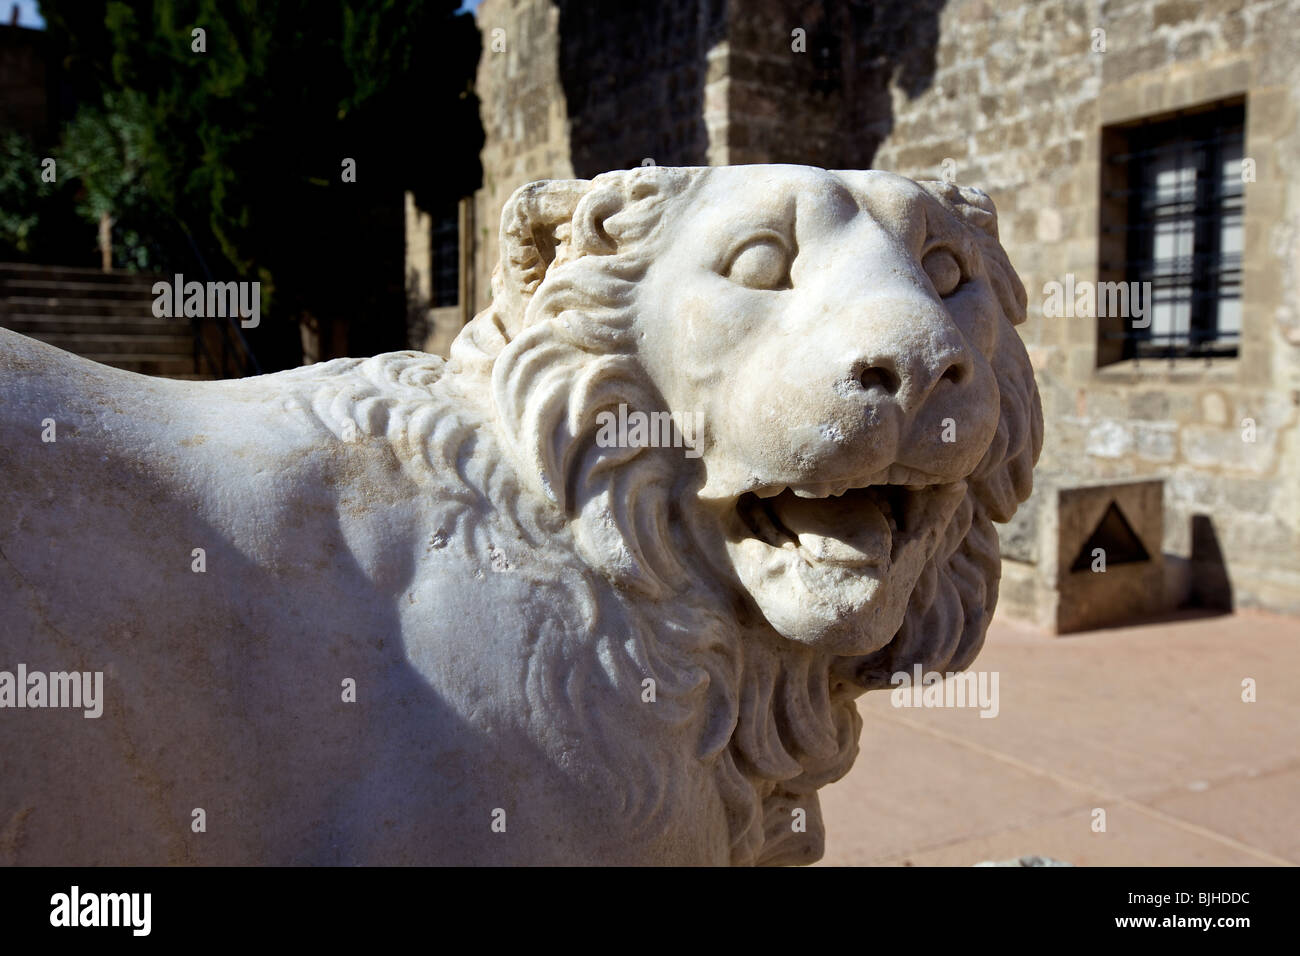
[721,0,949,167]
[472,0,574,314]
[404,192,434,350]
[0,24,50,143]
[471,0,729,315]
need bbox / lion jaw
[718,474,968,656]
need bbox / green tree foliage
[0,131,51,256]
[0,131,92,264]
[41,0,483,368]
[58,90,172,270]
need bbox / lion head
[444,165,1042,864]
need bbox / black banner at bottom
[0,865,1281,942]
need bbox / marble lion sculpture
[0,166,1040,865]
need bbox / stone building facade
[0,22,52,144]
[409,0,1300,619]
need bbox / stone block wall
[472,0,576,317]
[0,25,49,143]
[471,0,728,312]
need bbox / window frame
[1096,97,1246,366]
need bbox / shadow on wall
[1187,514,1234,612]
[799,0,947,168]
[553,0,946,174]
[554,0,727,175]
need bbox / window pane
[1217,140,1244,338]
[1109,102,1245,359]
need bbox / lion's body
[0,331,737,864]
[1,166,1040,865]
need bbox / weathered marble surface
[0,166,1041,865]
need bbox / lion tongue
[769,491,892,566]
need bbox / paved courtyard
[818,609,1300,866]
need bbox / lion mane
[292,166,1040,865]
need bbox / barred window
[432,208,459,308]
[1098,100,1244,362]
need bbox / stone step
[1,314,187,335]
[79,353,199,376]
[4,286,162,305]
[0,264,238,379]
[22,331,193,356]
[0,263,164,287]
[2,286,161,304]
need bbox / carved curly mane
[296,166,1039,865]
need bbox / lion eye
[723,237,791,290]
[922,248,963,297]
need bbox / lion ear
[491,169,692,339]
[493,179,593,334]
[565,182,627,258]
[917,181,1001,239]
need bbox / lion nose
[847,317,975,416]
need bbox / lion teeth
[736,482,956,562]
[789,481,852,499]
[902,494,923,536]
[740,494,797,548]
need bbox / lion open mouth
[723,478,968,654]
[734,481,961,570]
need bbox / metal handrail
[172,221,262,378]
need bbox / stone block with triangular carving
[996,476,1164,633]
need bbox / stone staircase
[0,262,212,379]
